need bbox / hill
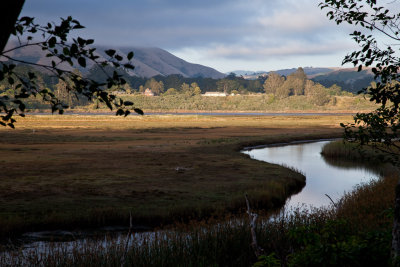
[232,67,375,93]
[231,67,336,79]
[311,67,374,93]
[2,41,225,79]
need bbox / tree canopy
[0,5,143,128]
[320,0,400,261]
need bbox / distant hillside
[2,41,225,79]
[232,66,375,93]
[232,67,336,79]
[311,67,375,93]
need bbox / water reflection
[243,140,380,208]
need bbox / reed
[1,173,396,267]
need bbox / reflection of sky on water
[244,141,379,208]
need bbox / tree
[320,0,400,261]
[164,88,178,95]
[191,82,202,95]
[263,72,285,94]
[145,78,164,95]
[0,12,142,128]
[0,0,25,53]
[277,67,307,96]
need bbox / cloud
[20,0,358,71]
[206,41,355,59]
[257,11,329,33]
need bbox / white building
[202,92,227,97]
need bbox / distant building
[144,88,154,96]
[202,92,227,97]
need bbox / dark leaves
[78,57,86,67]
[123,101,134,106]
[134,108,144,115]
[0,16,139,128]
[105,49,116,57]
[127,51,134,60]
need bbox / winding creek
[243,140,380,209]
[2,140,382,261]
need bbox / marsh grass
[0,115,346,238]
[321,140,398,176]
[1,174,396,267]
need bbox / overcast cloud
[20,0,360,72]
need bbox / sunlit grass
[0,115,347,237]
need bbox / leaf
[78,57,86,67]
[48,36,57,48]
[77,37,85,46]
[123,101,134,106]
[127,51,134,60]
[105,49,116,57]
[28,72,36,80]
[134,108,144,115]
[116,109,124,116]
[124,63,135,69]
[63,47,70,55]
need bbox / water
[28,111,352,116]
[243,140,380,209]
[3,139,380,260]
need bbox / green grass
[77,94,376,113]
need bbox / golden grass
[0,114,347,237]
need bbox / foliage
[320,0,400,165]
[0,16,143,128]
[253,253,281,267]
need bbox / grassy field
[2,165,397,266]
[0,114,348,237]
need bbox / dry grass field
[0,114,349,237]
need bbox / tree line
[0,64,352,109]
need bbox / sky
[20,0,364,73]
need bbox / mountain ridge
[2,41,226,79]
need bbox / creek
[2,139,381,262]
[243,140,380,209]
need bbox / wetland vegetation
[0,115,397,266]
[0,115,345,239]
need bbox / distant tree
[191,82,202,95]
[145,78,164,95]
[217,79,239,94]
[248,79,263,93]
[263,72,285,94]
[308,83,330,106]
[327,84,342,95]
[275,83,292,99]
[163,74,184,91]
[304,79,316,96]
[0,8,142,127]
[181,82,190,94]
[284,67,306,95]
[55,79,72,107]
[164,88,178,95]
